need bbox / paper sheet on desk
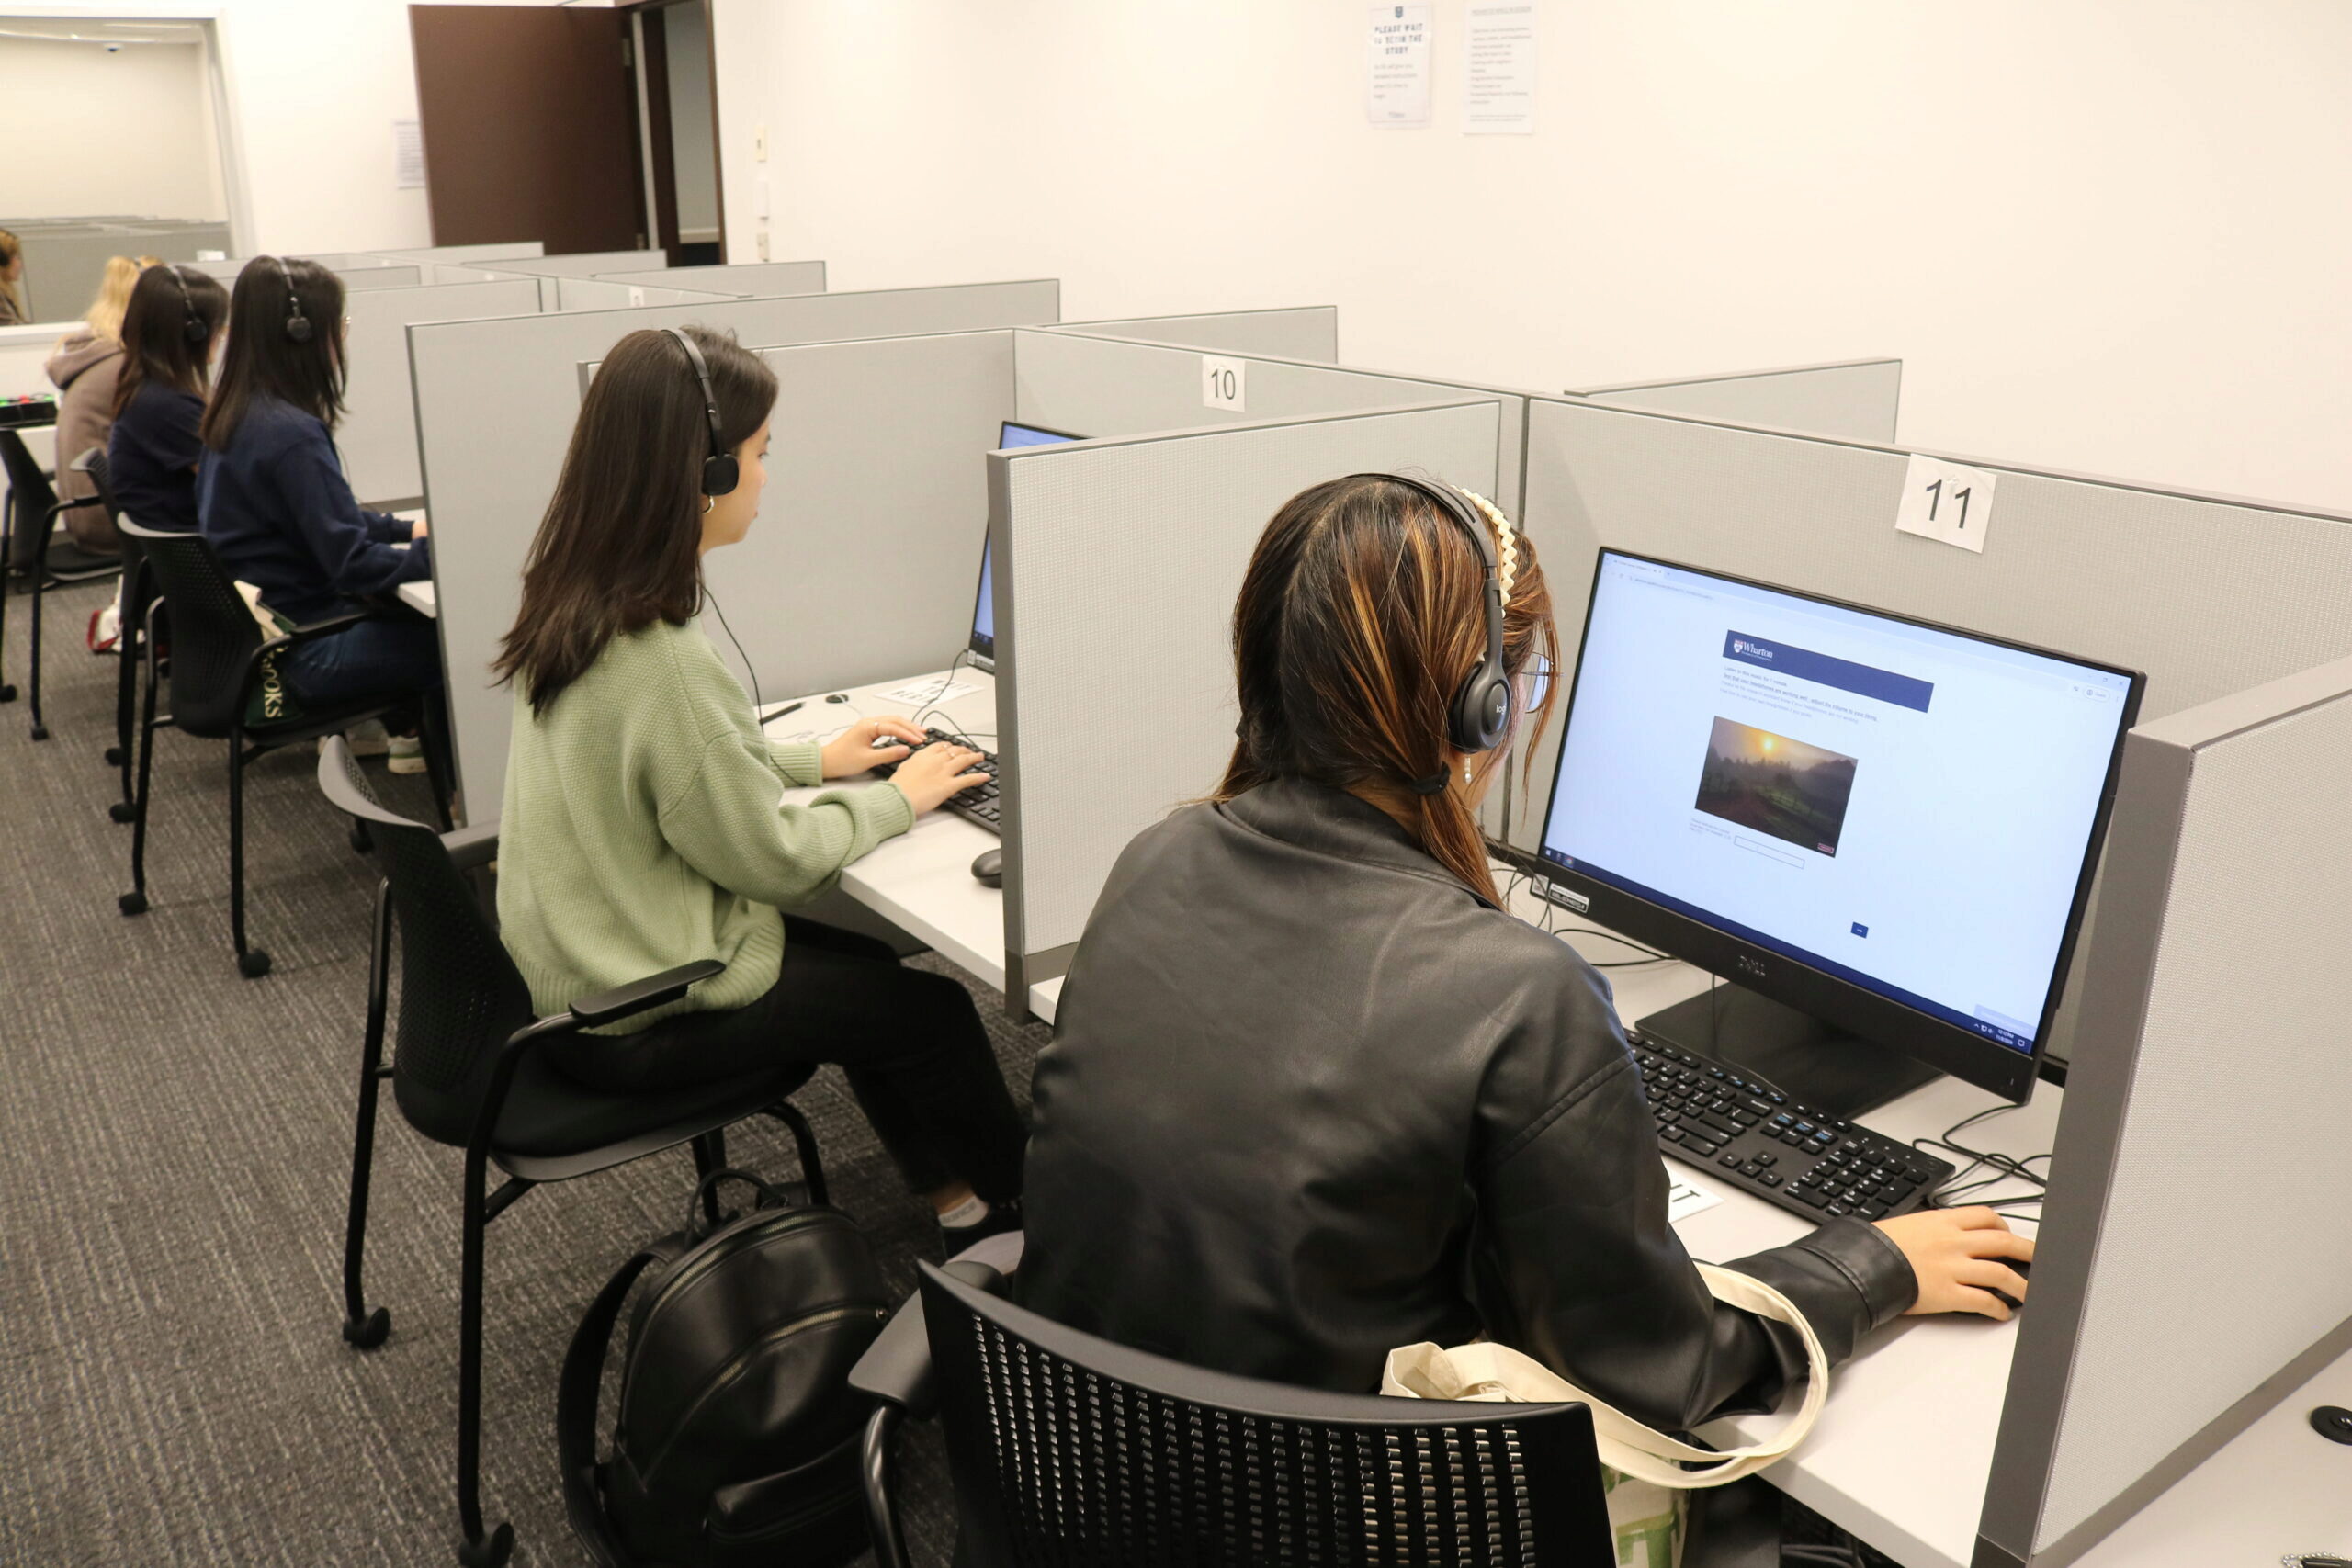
[1667,1166,1724,1224]
[882,677,978,706]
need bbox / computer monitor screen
[971,423,1080,664]
[1536,550,2143,1106]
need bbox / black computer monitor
[1534,550,2143,1113]
[969,422,1081,669]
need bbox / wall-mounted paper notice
[1464,4,1536,134]
[1366,3,1432,129]
[394,120,426,189]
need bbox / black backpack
[560,1168,891,1568]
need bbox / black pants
[561,918,1027,1204]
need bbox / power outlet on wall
[754,122,768,162]
[755,230,771,261]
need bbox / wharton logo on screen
[1723,632,1935,713]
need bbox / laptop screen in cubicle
[972,422,1082,665]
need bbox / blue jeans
[281,615,449,784]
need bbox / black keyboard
[869,727,1002,834]
[1632,1035,1953,1224]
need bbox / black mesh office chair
[318,737,833,1568]
[69,448,147,816]
[117,514,448,978]
[0,429,122,739]
[851,1262,1617,1568]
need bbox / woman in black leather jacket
[1018,474,2032,1552]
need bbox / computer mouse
[971,848,1003,888]
[825,693,850,704]
[1990,1258,2031,1312]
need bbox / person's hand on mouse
[887,741,992,815]
[1874,1207,2035,1321]
[819,716,926,778]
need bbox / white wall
[711,0,2352,513]
[0,35,227,220]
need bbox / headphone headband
[1350,472,1517,758]
[164,263,207,344]
[270,256,313,344]
[664,326,740,497]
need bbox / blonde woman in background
[45,254,160,561]
[0,229,25,327]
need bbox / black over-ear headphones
[1352,473,1514,755]
[164,265,207,344]
[271,256,313,344]
[664,326,740,497]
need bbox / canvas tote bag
[1381,1263,1829,1568]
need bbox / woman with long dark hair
[107,263,228,535]
[197,256,436,773]
[492,324,1027,1242]
[1018,475,2031,1557]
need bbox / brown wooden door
[408,5,647,253]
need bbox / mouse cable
[702,585,763,716]
[1916,1104,2052,1212]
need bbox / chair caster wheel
[238,949,273,979]
[109,801,135,824]
[0,683,16,703]
[458,1523,514,1567]
[106,745,126,765]
[29,723,48,741]
[119,891,148,916]
[341,1306,391,1349]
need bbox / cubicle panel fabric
[331,265,424,292]
[592,261,827,298]
[1011,330,1530,513]
[413,279,1062,811]
[1504,396,2352,856]
[729,331,1015,697]
[1571,358,1903,445]
[1047,307,1340,362]
[339,278,543,509]
[551,276,732,311]
[366,242,547,264]
[483,248,666,277]
[994,402,1502,964]
[1975,658,2352,1565]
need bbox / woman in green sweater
[493,324,1025,1239]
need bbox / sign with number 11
[1894,453,1998,554]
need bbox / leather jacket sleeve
[1471,962,1919,1433]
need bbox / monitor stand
[1634,982,1939,1122]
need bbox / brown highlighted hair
[494,325,778,716]
[201,255,347,449]
[114,265,229,419]
[1217,474,1557,902]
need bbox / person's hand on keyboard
[887,739,993,815]
[820,716,926,778]
[1875,1207,2035,1321]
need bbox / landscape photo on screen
[1693,716,1859,857]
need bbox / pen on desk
[760,700,805,722]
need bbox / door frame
[625,0,726,267]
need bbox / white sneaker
[341,719,391,757]
[387,733,426,775]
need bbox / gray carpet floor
[0,578,1044,1566]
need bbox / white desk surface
[772,664,2063,1568]
[398,580,435,616]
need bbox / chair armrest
[568,957,725,1029]
[43,493,103,519]
[439,821,499,872]
[849,1259,1007,1416]
[262,608,379,654]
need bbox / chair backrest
[71,446,119,525]
[319,736,537,1147]
[117,514,263,737]
[0,428,61,572]
[917,1265,1615,1567]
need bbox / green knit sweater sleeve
[652,631,914,908]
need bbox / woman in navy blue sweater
[197,257,441,768]
[108,263,228,534]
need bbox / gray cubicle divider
[487,248,667,277]
[552,276,733,312]
[990,400,1505,1005]
[593,261,828,298]
[716,330,1016,701]
[1011,329,1531,512]
[416,278,1063,811]
[1973,654,2352,1568]
[340,277,545,509]
[1046,306,1340,362]
[300,251,411,271]
[1568,357,1903,444]
[181,258,422,291]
